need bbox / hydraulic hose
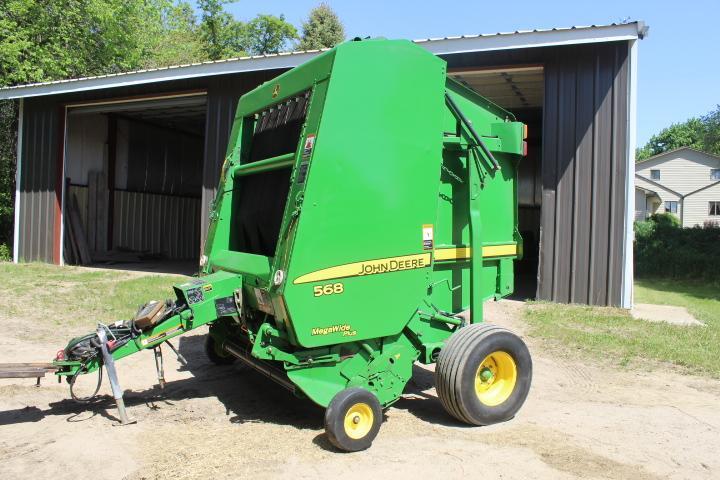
[69,364,103,403]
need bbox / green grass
[524,278,720,377]
[0,263,188,337]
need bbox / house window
[711,169,720,180]
[710,201,720,216]
[650,170,660,180]
[665,201,678,214]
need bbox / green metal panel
[281,39,447,348]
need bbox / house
[1,22,648,307]
[635,147,720,227]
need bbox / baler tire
[204,335,235,366]
[325,387,382,452]
[435,323,532,426]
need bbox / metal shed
[0,22,647,307]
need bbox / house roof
[0,22,647,100]
[636,146,720,165]
[635,185,658,197]
[635,174,683,198]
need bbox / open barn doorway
[449,66,544,300]
[61,93,207,274]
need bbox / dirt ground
[1,300,718,480]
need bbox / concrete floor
[631,303,704,326]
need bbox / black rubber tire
[324,387,382,452]
[435,323,532,426]
[204,335,235,365]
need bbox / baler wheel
[435,324,532,425]
[324,387,382,452]
[204,335,236,365]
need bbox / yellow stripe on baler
[292,244,516,284]
[433,244,517,261]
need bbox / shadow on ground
[0,335,320,430]
[0,335,461,439]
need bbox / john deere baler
[53,38,532,451]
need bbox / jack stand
[153,346,166,389]
[97,325,136,426]
[164,340,188,366]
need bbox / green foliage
[636,105,720,161]
[197,0,244,59]
[0,100,15,247]
[634,214,720,279]
[197,1,298,59]
[702,105,720,155]
[298,3,345,50]
[144,1,208,68]
[633,218,655,238]
[245,14,298,55]
[0,243,10,261]
[649,211,680,228]
[0,0,164,86]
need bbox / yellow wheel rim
[343,402,374,440]
[474,351,517,406]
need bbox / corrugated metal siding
[125,118,203,196]
[444,41,630,306]
[17,99,59,262]
[538,42,629,306]
[113,190,200,258]
[67,185,199,259]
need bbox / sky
[218,0,719,146]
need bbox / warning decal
[422,224,434,250]
[302,134,316,158]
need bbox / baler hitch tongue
[0,362,57,386]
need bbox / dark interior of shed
[450,66,544,300]
[62,95,207,274]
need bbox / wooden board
[69,193,92,265]
[0,362,56,379]
[87,171,97,252]
[96,171,108,252]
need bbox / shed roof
[0,22,646,100]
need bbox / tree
[245,14,298,55]
[636,105,720,161]
[701,105,720,156]
[0,0,162,86]
[197,1,298,59]
[297,3,345,51]
[636,118,704,161]
[197,0,243,59]
[0,100,15,256]
[145,1,208,68]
